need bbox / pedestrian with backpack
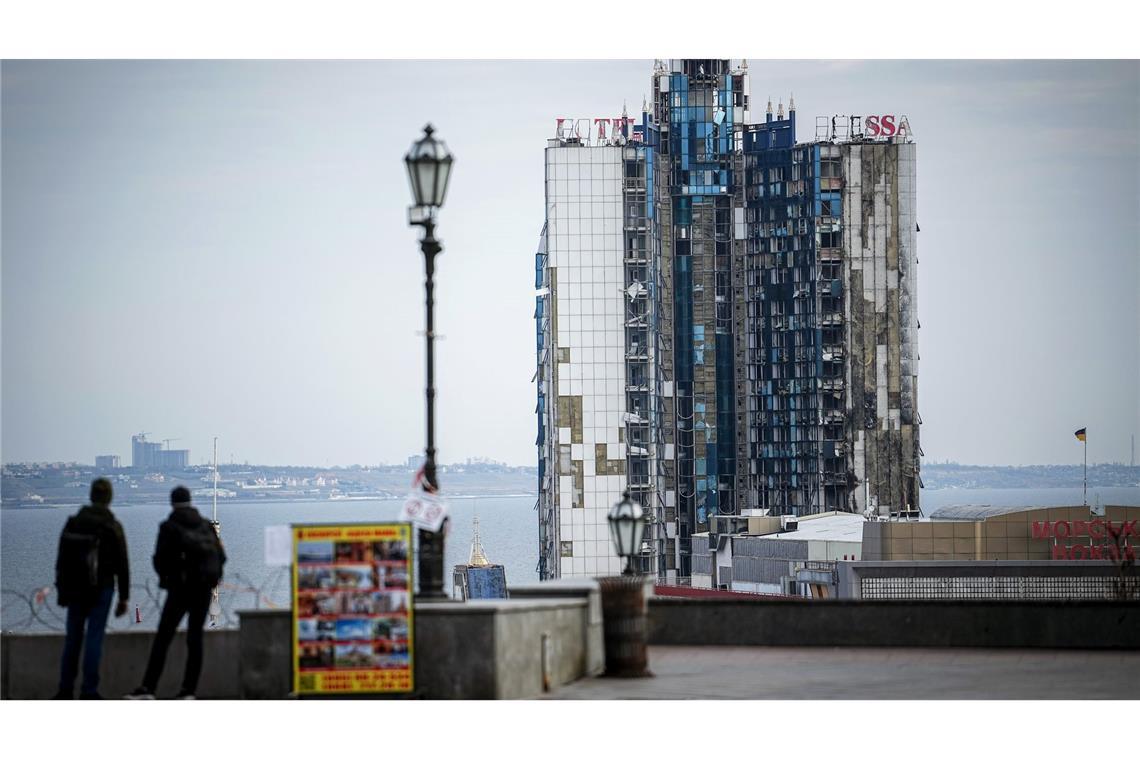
[126,485,225,700]
[53,477,130,699]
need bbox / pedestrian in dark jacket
[126,485,225,700]
[53,478,130,699]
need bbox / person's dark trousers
[58,586,115,697]
[140,585,212,695]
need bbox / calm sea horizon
[4,486,1139,632]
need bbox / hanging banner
[292,523,414,695]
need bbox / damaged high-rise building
[535,59,921,584]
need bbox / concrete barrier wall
[3,582,603,700]
[649,598,1140,649]
[1,628,241,699]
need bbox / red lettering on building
[1052,544,1069,560]
[1031,521,1052,539]
[881,115,897,136]
[1123,521,1138,538]
[865,115,880,137]
[1054,521,1071,539]
[1089,520,1105,539]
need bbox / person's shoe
[78,692,103,700]
[51,690,72,700]
[124,687,156,700]
[173,690,196,700]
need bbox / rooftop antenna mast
[209,436,221,627]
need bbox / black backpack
[56,517,101,607]
[179,520,225,588]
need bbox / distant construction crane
[162,438,181,450]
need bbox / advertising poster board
[292,523,413,695]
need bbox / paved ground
[544,646,1140,699]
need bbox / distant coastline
[3,461,1137,510]
[0,461,539,510]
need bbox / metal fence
[860,575,1138,601]
[2,569,290,633]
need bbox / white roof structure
[765,512,866,543]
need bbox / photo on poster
[316,619,337,641]
[372,540,408,561]
[336,542,372,563]
[297,541,334,563]
[334,564,376,590]
[299,643,333,669]
[384,567,409,588]
[298,619,318,641]
[298,566,334,590]
[335,643,376,668]
[343,590,376,614]
[336,617,372,641]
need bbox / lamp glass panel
[434,157,453,206]
[414,160,438,208]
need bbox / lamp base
[597,575,653,678]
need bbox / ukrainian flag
[1075,428,1087,442]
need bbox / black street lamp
[607,490,645,575]
[405,123,454,601]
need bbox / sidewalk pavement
[543,646,1140,699]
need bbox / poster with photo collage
[292,523,413,695]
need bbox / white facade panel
[543,144,631,579]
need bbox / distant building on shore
[94,455,121,471]
[131,433,189,471]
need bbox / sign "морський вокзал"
[1031,519,1137,560]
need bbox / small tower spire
[468,514,490,567]
[777,99,785,120]
[789,92,795,112]
[766,96,773,117]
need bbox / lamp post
[405,123,454,600]
[599,490,651,677]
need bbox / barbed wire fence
[2,568,291,633]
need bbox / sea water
[4,487,1138,631]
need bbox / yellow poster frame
[291,522,415,696]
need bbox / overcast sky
[2,60,1137,468]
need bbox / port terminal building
[687,504,1140,600]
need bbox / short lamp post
[599,490,652,677]
[405,123,454,601]
[608,490,645,575]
